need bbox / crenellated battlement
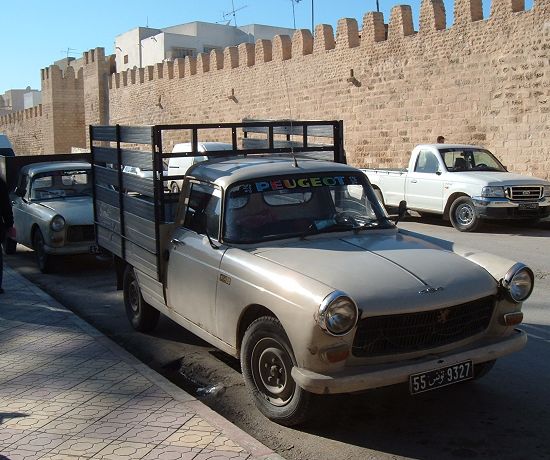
[5,1,549,178]
[0,104,43,126]
[106,0,540,90]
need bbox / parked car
[363,144,550,231]
[9,161,95,272]
[0,134,15,157]
[167,142,233,193]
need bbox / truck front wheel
[449,197,481,232]
[123,266,160,333]
[241,316,313,426]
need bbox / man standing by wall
[0,177,15,294]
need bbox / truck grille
[506,186,543,201]
[66,225,95,242]
[352,297,495,357]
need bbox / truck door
[405,149,444,212]
[166,181,226,336]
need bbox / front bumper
[291,329,527,394]
[44,242,96,255]
[472,197,550,220]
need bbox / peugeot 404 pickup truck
[362,144,550,231]
[91,122,531,426]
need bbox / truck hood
[38,196,94,225]
[450,171,550,187]
[252,232,497,316]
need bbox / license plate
[410,360,473,395]
[518,202,538,210]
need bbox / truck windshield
[224,173,393,244]
[31,169,92,200]
[440,148,506,172]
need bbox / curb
[4,264,285,460]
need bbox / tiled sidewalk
[0,265,282,460]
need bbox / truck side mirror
[395,200,407,225]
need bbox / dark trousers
[0,243,3,289]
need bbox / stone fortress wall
[1,0,549,178]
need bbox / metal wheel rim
[251,337,295,407]
[456,203,475,226]
[128,280,140,313]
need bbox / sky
[0,0,532,95]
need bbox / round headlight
[50,215,66,232]
[501,263,534,303]
[318,291,358,336]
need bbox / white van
[167,142,233,192]
[0,134,15,156]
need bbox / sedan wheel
[450,196,481,232]
[241,316,313,426]
[33,229,52,273]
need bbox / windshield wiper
[300,221,355,238]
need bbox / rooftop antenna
[291,0,302,29]
[223,1,247,27]
[60,47,79,59]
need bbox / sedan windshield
[224,173,393,244]
[441,148,506,172]
[31,169,92,200]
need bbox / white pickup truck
[362,144,550,231]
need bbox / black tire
[3,237,16,255]
[33,229,53,273]
[473,360,496,380]
[171,182,180,194]
[241,316,313,426]
[449,196,481,232]
[123,265,160,333]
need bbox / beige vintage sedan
[9,161,95,272]
[123,157,531,426]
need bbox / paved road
[5,217,550,460]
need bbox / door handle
[410,179,417,183]
[170,237,184,246]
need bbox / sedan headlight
[318,291,358,336]
[501,263,534,303]
[50,215,66,232]
[481,186,505,198]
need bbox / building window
[170,47,196,59]
[123,55,129,64]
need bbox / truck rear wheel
[123,266,160,333]
[449,196,481,232]
[241,316,313,426]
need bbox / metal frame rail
[90,120,344,282]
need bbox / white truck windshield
[441,148,506,172]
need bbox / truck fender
[443,192,469,221]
